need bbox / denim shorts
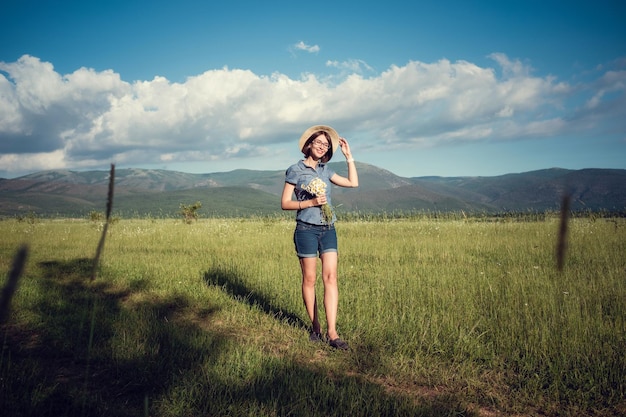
[293,221,338,258]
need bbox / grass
[0,215,625,416]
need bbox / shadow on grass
[0,257,227,417]
[0,258,477,417]
[203,265,308,329]
[201,265,476,417]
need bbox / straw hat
[298,125,340,155]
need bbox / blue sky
[1,0,625,178]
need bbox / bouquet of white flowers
[303,177,333,223]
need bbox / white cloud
[326,59,374,75]
[0,149,68,172]
[292,41,320,53]
[488,52,532,78]
[585,69,626,109]
[0,53,624,176]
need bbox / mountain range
[1,163,625,218]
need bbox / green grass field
[1,215,624,416]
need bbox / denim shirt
[285,160,336,225]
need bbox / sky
[1,0,625,179]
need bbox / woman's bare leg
[320,251,339,340]
[300,257,320,333]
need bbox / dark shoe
[328,337,349,350]
[309,330,324,343]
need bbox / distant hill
[1,164,625,218]
[413,168,626,212]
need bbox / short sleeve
[324,165,336,180]
[285,164,299,185]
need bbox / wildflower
[303,177,333,223]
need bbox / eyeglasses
[312,139,330,150]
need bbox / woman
[281,125,359,350]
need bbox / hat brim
[299,125,340,155]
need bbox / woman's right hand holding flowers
[313,194,327,206]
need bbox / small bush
[179,201,202,224]
[89,210,105,222]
